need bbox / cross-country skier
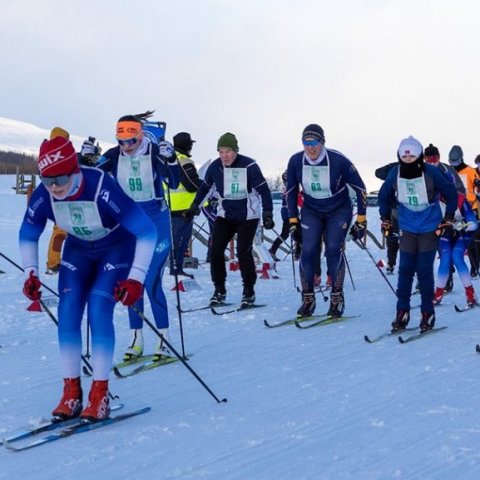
[92,111,180,362]
[378,136,457,333]
[183,132,274,307]
[19,130,157,421]
[286,124,367,318]
[434,191,478,306]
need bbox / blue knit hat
[448,145,464,166]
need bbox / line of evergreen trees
[0,150,37,174]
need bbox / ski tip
[364,335,372,343]
[2,437,20,451]
[113,367,126,378]
[398,336,406,344]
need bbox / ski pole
[38,298,119,400]
[165,183,186,359]
[290,237,297,291]
[131,305,227,404]
[353,239,397,296]
[343,252,356,291]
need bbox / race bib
[397,175,429,211]
[224,168,248,200]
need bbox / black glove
[350,216,367,241]
[381,218,393,237]
[262,211,275,230]
[289,219,302,244]
[436,214,456,238]
[183,204,200,222]
[474,178,480,189]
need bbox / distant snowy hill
[0,117,114,156]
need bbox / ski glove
[183,204,200,222]
[381,218,393,237]
[350,215,367,241]
[80,138,98,157]
[262,211,275,230]
[114,279,143,306]
[158,141,176,163]
[23,270,42,301]
[289,218,302,244]
[435,214,456,238]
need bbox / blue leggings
[57,238,134,380]
[437,235,472,289]
[299,205,352,292]
[128,206,172,329]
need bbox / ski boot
[153,331,173,362]
[123,329,144,362]
[45,265,60,275]
[268,247,280,262]
[209,287,226,306]
[466,285,477,307]
[327,289,344,318]
[445,271,454,292]
[420,311,435,333]
[241,285,256,308]
[297,292,316,318]
[433,287,445,305]
[80,380,110,422]
[386,263,395,274]
[52,377,83,420]
[391,309,410,332]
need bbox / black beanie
[302,124,325,144]
[424,143,440,157]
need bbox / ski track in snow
[1,176,480,479]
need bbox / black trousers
[210,217,259,290]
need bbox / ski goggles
[302,139,321,147]
[40,173,73,187]
[117,136,140,147]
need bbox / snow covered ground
[1,175,480,480]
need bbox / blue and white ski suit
[19,167,157,380]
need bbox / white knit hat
[398,135,423,158]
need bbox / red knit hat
[38,136,80,177]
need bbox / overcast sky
[1,0,479,190]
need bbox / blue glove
[158,141,176,162]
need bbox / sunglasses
[40,173,73,187]
[303,139,321,147]
[118,137,139,147]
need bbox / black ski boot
[210,286,226,306]
[445,270,454,292]
[241,285,256,308]
[391,309,410,332]
[327,289,344,318]
[297,292,316,318]
[420,311,435,333]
